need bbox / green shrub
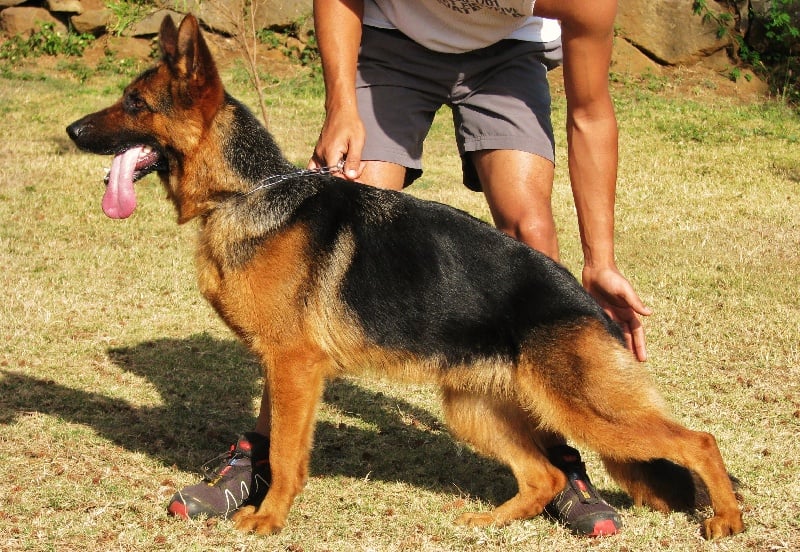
[106,0,154,36]
[758,0,800,105]
[0,22,95,63]
[694,0,799,107]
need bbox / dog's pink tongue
[102,146,141,219]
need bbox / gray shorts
[356,26,562,191]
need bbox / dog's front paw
[702,512,744,539]
[232,505,285,535]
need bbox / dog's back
[286,177,623,360]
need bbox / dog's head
[66,14,223,220]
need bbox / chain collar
[244,159,345,196]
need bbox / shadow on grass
[0,334,257,469]
[0,333,637,509]
[0,333,527,505]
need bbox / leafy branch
[692,0,735,39]
[205,0,270,126]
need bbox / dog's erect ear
[159,15,179,64]
[159,14,218,87]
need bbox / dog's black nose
[66,116,97,144]
[66,121,84,142]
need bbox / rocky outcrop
[1,6,67,36]
[158,0,309,35]
[616,0,734,65]
[70,7,112,35]
[0,0,792,78]
[0,0,310,38]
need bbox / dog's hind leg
[232,345,329,535]
[601,457,701,514]
[520,321,744,539]
[441,387,567,527]
[595,424,743,539]
[597,423,742,538]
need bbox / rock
[730,0,750,34]
[616,0,734,65]
[258,0,311,28]
[46,0,83,14]
[285,35,305,53]
[698,47,735,73]
[0,6,68,36]
[158,1,254,35]
[0,0,27,8]
[80,0,106,9]
[612,36,663,76]
[127,9,184,37]
[104,35,154,60]
[70,8,112,35]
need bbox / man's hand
[308,104,366,180]
[310,0,365,180]
[582,265,652,362]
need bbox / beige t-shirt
[363,0,561,53]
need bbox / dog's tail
[601,457,712,512]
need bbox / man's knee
[496,216,560,260]
[357,161,406,190]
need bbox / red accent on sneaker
[167,500,189,520]
[589,519,620,537]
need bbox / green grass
[1,59,799,551]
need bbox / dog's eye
[124,92,149,114]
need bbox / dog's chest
[194,223,315,340]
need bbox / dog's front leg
[232,347,328,535]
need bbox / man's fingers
[606,305,648,362]
[630,296,653,317]
[344,158,361,179]
[627,315,648,362]
[307,153,322,170]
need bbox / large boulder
[46,0,82,14]
[616,0,735,65]
[127,8,185,36]
[612,36,663,76]
[157,0,310,34]
[70,8,112,35]
[257,0,311,27]
[0,6,67,36]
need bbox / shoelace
[200,448,247,482]
[565,467,602,504]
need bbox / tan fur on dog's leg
[513,323,743,539]
[442,388,566,526]
[232,346,329,534]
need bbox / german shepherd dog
[66,14,743,539]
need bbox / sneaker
[544,445,622,537]
[167,432,270,520]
